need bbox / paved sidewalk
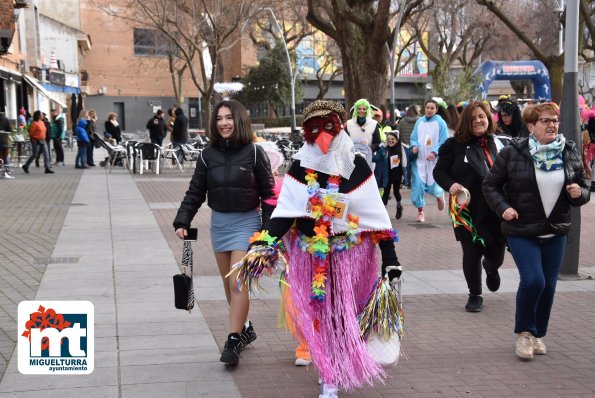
[0,157,594,397]
[0,162,239,397]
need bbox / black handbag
[173,240,195,311]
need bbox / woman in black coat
[104,112,122,144]
[483,102,589,361]
[173,100,275,366]
[434,101,507,312]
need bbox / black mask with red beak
[303,114,343,154]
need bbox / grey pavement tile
[0,367,117,392]
[121,381,240,398]
[116,310,200,323]
[0,386,118,398]
[113,250,174,266]
[118,334,215,351]
[119,347,221,366]
[119,362,235,384]
[117,321,206,337]
[94,336,118,353]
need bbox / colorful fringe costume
[283,231,384,389]
[232,100,402,395]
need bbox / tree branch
[306,0,337,39]
[475,0,548,62]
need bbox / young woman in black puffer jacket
[173,100,275,366]
[483,102,590,361]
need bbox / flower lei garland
[300,169,401,302]
[302,169,342,302]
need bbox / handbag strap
[182,240,193,277]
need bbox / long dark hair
[497,101,524,137]
[454,101,495,144]
[32,110,42,122]
[209,100,252,146]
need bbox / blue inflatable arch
[474,60,551,101]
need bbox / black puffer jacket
[482,137,590,236]
[173,141,275,230]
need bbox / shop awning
[0,66,22,82]
[22,74,67,108]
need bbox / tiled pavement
[0,151,595,397]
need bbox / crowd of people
[1,94,591,397]
[171,96,590,398]
[0,105,185,178]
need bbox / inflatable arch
[474,60,551,100]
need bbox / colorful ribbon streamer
[449,192,485,247]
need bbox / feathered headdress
[214,82,244,101]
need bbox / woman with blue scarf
[483,103,590,361]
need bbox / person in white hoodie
[345,98,380,168]
[410,99,448,222]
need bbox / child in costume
[234,100,402,397]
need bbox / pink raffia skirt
[283,233,384,391]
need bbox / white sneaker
[2,172,15,179]
[294,357,311,366]
[515,332,534,360]
[319,383,338,398]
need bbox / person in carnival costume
[410,99,448,222]
[345,98,381,168]
[232,100,403,397]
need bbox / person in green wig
[346,98,381,168]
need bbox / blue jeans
[76,141,88,167]
[507,234,567,337]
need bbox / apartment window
[133,28,169,57]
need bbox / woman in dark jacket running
[434,101,507,312]
[173,100,275,366]
[483,102,590,361]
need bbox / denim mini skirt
[210,209,261,252]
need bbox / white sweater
[534,167,565,218]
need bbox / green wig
[352,98,372,119]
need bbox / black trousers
[459,238,506,296]
[382,171,403,205]
[53,138,64,163]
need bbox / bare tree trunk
[338,28,389,108]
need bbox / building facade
[80,0,203,133]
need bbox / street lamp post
[554,0,565,56]
[264,8,297,136]
[559,0,582,277]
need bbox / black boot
[396,203,403,219]
[45,168,54,174]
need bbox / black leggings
[460,239,506,296]
[382,176,402,205]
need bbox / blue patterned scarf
[528,134,565,171]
